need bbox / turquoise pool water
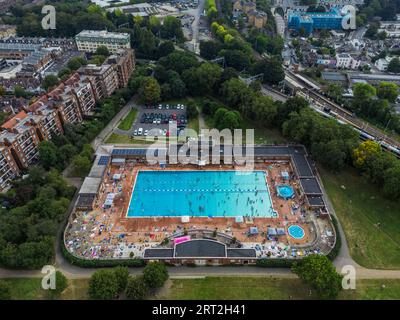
[127,170,276,217]
[288,225,305,239]
[276,185,295,199]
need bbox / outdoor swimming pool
[127,170,276,218]
[288,225,305,239]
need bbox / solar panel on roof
[97,156,110,165]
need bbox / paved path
[92,98,135,150]
[198,107,206,131]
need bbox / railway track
[284,69,400,157]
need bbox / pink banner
[174,235,191,245]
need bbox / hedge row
[61,240,145,268]
[256,258,296,268]
[326,215,342,261]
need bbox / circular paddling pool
[288,225,305,240]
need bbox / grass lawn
[320,167,400,269]
[159,277,317,300]
[1,278,89,300]
[159,277,400,300]
[105,133,154,144]
[3,277,400,299]
[187,116,199,132]
[203,114,287,144]
[117,108,137,131]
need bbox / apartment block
[64,73,97,116]
[106,49,135,88]
[0,146,20,190]
[0,111,41,170]
[75,30,131,54]
[78,63,119,100]
[27,100,64,140]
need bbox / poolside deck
[65,161,321,260]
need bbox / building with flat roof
[0,42,41,59]
[78,63,119,100]
[17,50,54,78]
[75,30,131,54]
[0,111,41,170]
[106,49,135,89]
[0,145,19,190]
[288,8,354,34]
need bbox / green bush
[88,269,119,300]
[143,261,169,288]
[256,258,295,268]
[126,276,148,300]
[53,271,68,295]
[0,280,11,300]
[327,215,342,261]
[114,266,129,292]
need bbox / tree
[166,71,186,98]
[143,262,168,288]
[0,280,11,300]
[42,75,59,91]
[52,271,68,295]
[222,49,251,71]
[377,82,399,103]
[199,40,221,60]
[126,276,148,300]
[220,78,254,112]
[88,269,119,300]
[160,16,184,41]
[38,141,58,170]
[277,96,309,125]
[67,57,86,71]
[95,45,110,57]
[217,110,242,131]
[157,41,175,58]
[138,77,161,105]
[113,266,129,292]
[0,85,6,96]
[186,101,199,119]
[326,84,343,103]
[58,67,72,80]
[387,57,400,74]
[251,57,285,85]
[183,62,222,96]
[353,140,382,168]
[138,29,157,57]
[292,254,342,299]
[149,16,161,34]
[383,164,400,199]
[71,155,91,177]
[159,51,199,74]
[0,111,9,124]
[352,83,376,113]
[250,96,277,124]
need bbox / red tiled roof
[1,111,28,129]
